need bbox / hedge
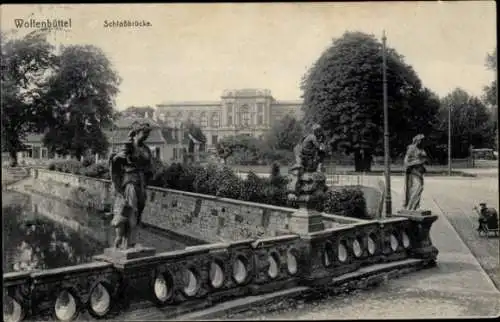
[46,159,368,219]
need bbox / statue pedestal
[94,246,156,263]
[396,209,432,217]
[289,207,325,235]
[287,170,327,235]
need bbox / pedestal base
[289,207,325,235]
[94,246,156,263]
[396,209,432,216]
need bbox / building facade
[155,89,303,150]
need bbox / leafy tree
[265,115,304,151]
[301,31,441,171]
[440,88,496,158]
[217,134,271,165]
[1,31,57,166]
[483,48,497,149]
[42,45,121,159]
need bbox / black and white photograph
[1,2,498,321]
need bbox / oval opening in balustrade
[352,237,363,258]
[390,232,399,252]
[367,234,377,255]
[267,252,280,279]
[232,256,249,285]
[3,296,24,322]
[338,241,348,263]
[54,289,78,321]
[209,261,225,289]
[286,249,298,275]
[323,241,334,267]
[402,230,411,249]
[183,268,200,297]
[153,271,174,304]
[88,282,111,318]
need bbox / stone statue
[403,134,428,211]
[109,122,153,249]
[292,123,326,173]
[287,123,328,233]
[288,124,328,206]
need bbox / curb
[173,258,429,320]
[429,196,499,292]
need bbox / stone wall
[29,169,295,242]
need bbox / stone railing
[3,213,438,322]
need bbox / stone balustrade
[3,214,438,322]
[4,169,439,321]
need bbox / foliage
[0,31,120,164]
[300,31,441,171]
[440,88,496,158]
[265,115,304,151]
[217,134,295,166]
[42,44,120,159]
[80,161,109,179]
[324,187,368,219]
[48,159,84,174]
[1,31,57,166]
[482,48,497,149]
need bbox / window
[211,113,220,128]
[257,103,264,125]
[212,135,218,145]
[25,145,33,158]
[226,104,233,126]
[240,105,250,127]
[41,148,48,159]
[200,112,208,128]
[173,148,177,160]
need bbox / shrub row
[46,159,368,219]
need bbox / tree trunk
[354,150,372,172]
[9,150,18,167]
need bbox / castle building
[154,89,303,151]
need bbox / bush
[48,160,83,174]
[324,187,368,219]
[213,166,242,199]
[81,161,109,179]
[240,171,265,202]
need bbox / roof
[104,127,166,145]
[24,133,44,143]
[157,101,220,107]
[113,116,160,129]
[222,89,272,97]
[273,100,303,105]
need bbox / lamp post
[448,104,452,176]
[382,30,392,217]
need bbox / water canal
[2,189,189,273]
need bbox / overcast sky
[1,2,496,110]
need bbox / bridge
[3,167,494,321]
